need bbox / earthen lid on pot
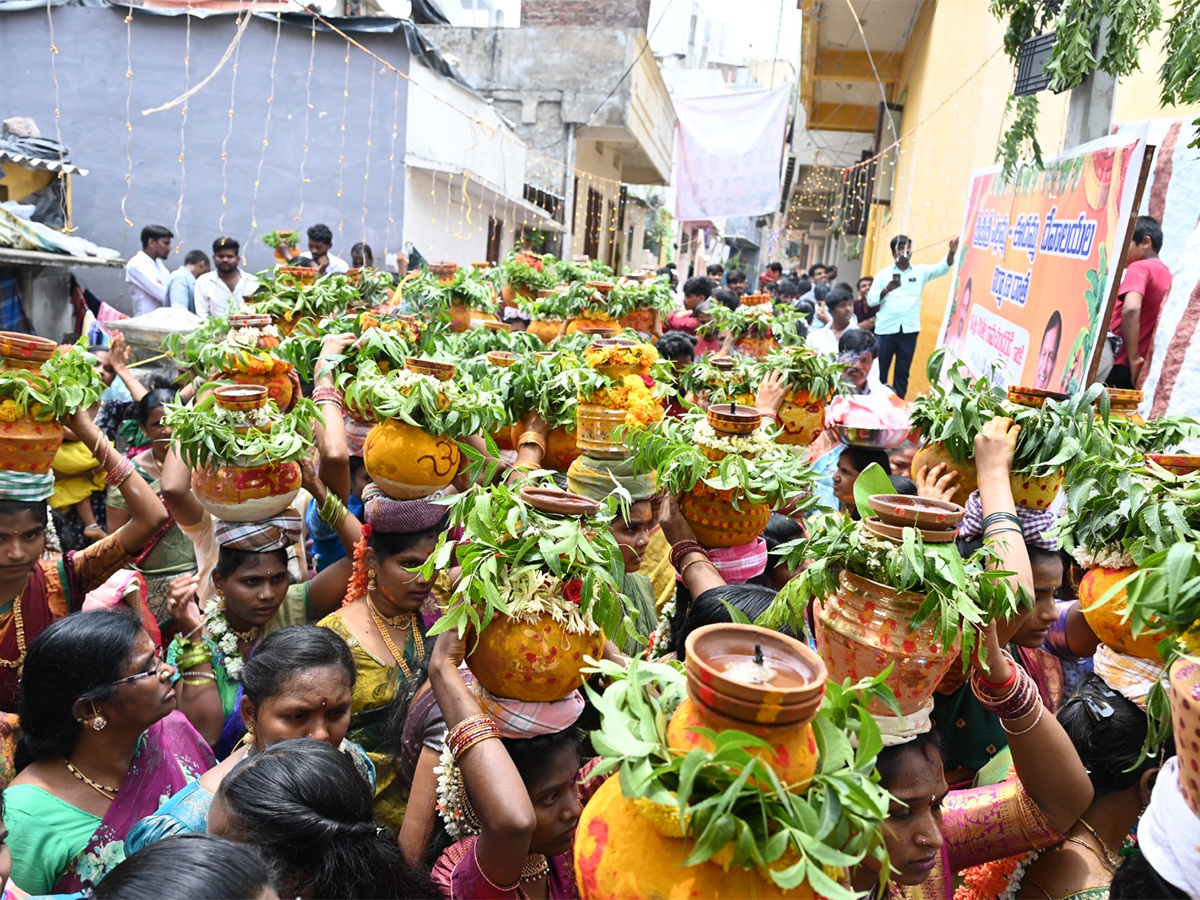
[684,623,828,707]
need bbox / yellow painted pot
[467,612,604,702]
[0,417,64,476]
[1009,468,1063,511]
[1079,565,1165,660]
[678,481,771,549]
[776,390,826,447]
[910,441,976,508]
[575,777,812,900]
[528,319,564,345]
[364,419,461,499]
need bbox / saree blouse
[891,778,1066,900]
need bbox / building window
[584,187,603,261]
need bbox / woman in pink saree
[2,609,213,894]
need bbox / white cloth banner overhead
[674,86,791,222]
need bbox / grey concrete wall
[0,8,410,312]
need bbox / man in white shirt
[806,284,858,357]
[194,237,259,318]
[124,225,173,316]
[307,223,348,274]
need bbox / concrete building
[422,0,676,270]
[789,0,1200,394]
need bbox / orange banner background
[936,131,1148,391]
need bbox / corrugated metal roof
[0,151,88,177]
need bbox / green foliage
[760,506,1024,666]
[678,356,757,405]
[340,359,505,439]
[580,658,895,899]
[1160,0,1200,148]
[704,304,800,344]
[989,0,1163,179]
[0,341,105,421]
[554,257,614,285]
[621,414,818,510]
[423,482,628,644]
[399,267,498,316]
[996,95,1045,181]
[504,348,588,430]
[607,277,676,319]
[441,327,547,360]
[163,392,321,470]
[1104,541,1200,644]
[499,251,557,292]
[260,230,298,249]
[748,347,849,402]
[246,272,359,319]
[161,315,231,373]
[1056,455,1200,562]
[911,350,1104,477]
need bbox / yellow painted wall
[862,0,1200,396]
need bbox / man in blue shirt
[164,249,211,313]
[865,234,959,398]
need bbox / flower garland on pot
[576,656,896,900]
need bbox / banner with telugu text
[935,129,1148,391]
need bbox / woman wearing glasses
[2,608,214,894]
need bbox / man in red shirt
[1105,216,1171,389]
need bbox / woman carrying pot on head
[317,483,445,833]
[1001,672,1172,900]
[125,624,373,853]
[208,738,437,900]
[0,406,169,718]
[3,608,214,894]
[105,389,198,633]
[846,419,1094,899]
[160,450,360,755]
[425,630,595,900]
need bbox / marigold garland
[344,522,373,606]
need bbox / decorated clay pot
[740,293,771,307]
[0,332,56,370]
[776,389,826,446]
[501,283,535,305]
[467,612,604,702]
[566,315,620,336]
[1006,386,1068,408]
[679,481,771,549]
[192,461,302,522]
[0,418,65,476]
[528,320,564,345]
[486,351,516,369]
[706,403,760,435]
[910,441,976,507]
[868,495,965,530]
[1078,566,1165,659]
[1009,468,1063,510]
[448,304,471,333]
[574,777,812,900]
[228,366,295,413]
[213,384,269,415]
[364,419,460,499]
[667,694,820,788]
[816,570,960,716]
[1168,654,1200,817]
[733,335,779,359]
[576,405,629,459]
[429,261,459,285]
[619,309,658,334]
[406,358,456,381]
[1147,453,1200,476]
[278,265,317,286]
[1106,387,1144,423]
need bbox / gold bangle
[679,557,711,581]
[517,431,547,453]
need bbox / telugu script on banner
[935,130,1148,391]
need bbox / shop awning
[0,247,124,268]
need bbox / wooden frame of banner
[1086,146,1156,387]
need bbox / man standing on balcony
[865,233,958,398]
[124,224,173,316]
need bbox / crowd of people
[0,218,1189,900]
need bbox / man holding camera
[865,233,958,398]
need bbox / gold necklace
[66,760,120,800]
[520,854,549,882]
[0,591,25,671]
[1070,818,1120,870]
[366,598,424,678]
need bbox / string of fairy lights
[56,0,641,267]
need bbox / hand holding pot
[915,461,961,502]
[974,416,1019,479]
[754,369,787,418]
[658,493,698,546]
[431,623,467,673]
[968,619,1013,687]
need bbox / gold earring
[368,570,377,593]
[89,701,107,731]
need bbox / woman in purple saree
[2,609,213,894]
